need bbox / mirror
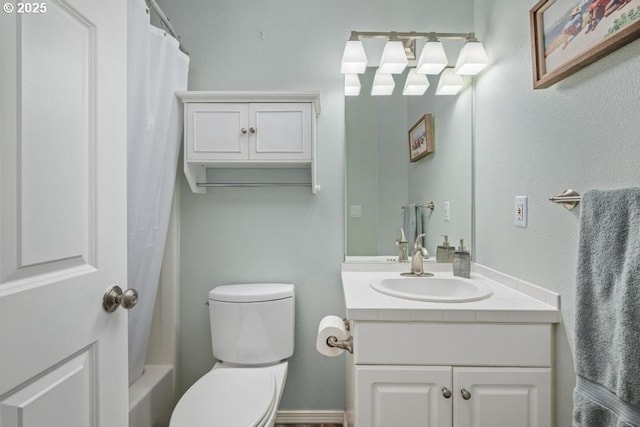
[345,67,472,258]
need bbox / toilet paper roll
[316,315,348,357]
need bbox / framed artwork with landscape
[408,114,434,162]
[530,0,640,89]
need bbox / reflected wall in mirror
[346,67,472,258]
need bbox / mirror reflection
[345,67,472,258]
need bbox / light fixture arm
[349,31,474,41]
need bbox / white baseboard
[275,410,345,424]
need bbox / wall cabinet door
[355,365,452,427]
[187,103,249,161]
[249,103,312,161]
[185,102,311,162]
[453,367,552,427]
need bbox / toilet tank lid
[209,283,295,303]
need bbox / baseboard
[275,410,345,424]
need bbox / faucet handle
[414,233,426,250]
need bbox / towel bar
[401,202,435,211]
[197,182,312,188]
[549,189,581,210]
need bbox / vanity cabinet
[176,91,320,194]
[346,322,553,427]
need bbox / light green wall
[156,0,474,410]
[473,1,640,425]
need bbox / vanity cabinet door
[453,367,552,427]
[355,365,452,427]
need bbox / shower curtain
[127,0,189,384]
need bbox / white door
[250,103,312,161]
[355,365,453,427]
[0,1,129,426]
[453,367,552,427]
[186,103,249,161]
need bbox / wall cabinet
[177,91,320,194]
[346,322,554,427]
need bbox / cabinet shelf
[176,91,321,194]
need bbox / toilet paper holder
[326,335,353,354]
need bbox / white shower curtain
[127,0,189,384]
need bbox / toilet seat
[169,367,276,427]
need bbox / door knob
[442,387,452,399]
[241,128,247,134]
[249,127,256,134]
[103,285,139,312]
[461,388,471,400]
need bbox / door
[0,1,128,426]
[453,367,552,427]
[250,103,312,161]
[355,365,452,427]
[186,103,249,161]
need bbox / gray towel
[402,204,424,255]
[573,188,640,426]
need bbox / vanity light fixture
[378,32,408,74]
[454,34,489,75]
[344,74,361,96]
[402,68,430,96]
[416,33,448,75]
[340,38,368,74]
[371,70,395,96]
[341,30,489,96]
[435,67,464,95]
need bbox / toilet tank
[208,283,295,365]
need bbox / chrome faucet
[411,233,428,275]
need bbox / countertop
[341,261,561,323]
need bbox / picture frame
[530,0,640,89]
[408,114,434,162]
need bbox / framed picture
[530,0,640,89]
[408,114,434,162]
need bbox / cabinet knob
[249,127,256,134]
[241,128,247,134]
[461,388,471,400]
[441,387,452,399]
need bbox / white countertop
[341,261,561,323]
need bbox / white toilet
[169,283,295,427]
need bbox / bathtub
[129,365,175,427]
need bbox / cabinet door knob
[441,387,452,399]
[461,388,471,400]
[241,128,248,134]
[249,127,256,134]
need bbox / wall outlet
[443,201,450,221]
[350,205,362,218]
[514,196,527,228]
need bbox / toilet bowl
[169,362,288,427]
[169,283,295,427]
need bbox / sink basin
[370,276,493,303]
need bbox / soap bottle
[453,238,471,278]
[395,228,409,262]
[436,235,455,263]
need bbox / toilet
[169,283,295,427]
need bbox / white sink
[370,275,493,303]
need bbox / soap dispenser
[453,239,471,278]
[395,228,409,262]
[436,235,455,263]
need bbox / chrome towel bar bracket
[549,189,581,210]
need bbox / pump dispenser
[453,238,471,278]
[436,235,455,263]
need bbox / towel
[402,204,424,255]
[573,188,640,427]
